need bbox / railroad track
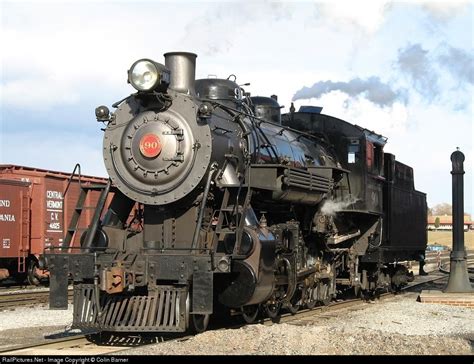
[424,249,474,268]
[0,271,448,356]
[0,284,29,291]
[0,289,73,310]
[0,334,125,355]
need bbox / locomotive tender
[45,52,427,333]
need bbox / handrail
[44,245,118,254]
[62,163,82,248]
[63,163,83,196]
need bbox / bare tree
[430,203,470,217]
[432,203,452,216]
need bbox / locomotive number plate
[139,133,162,158]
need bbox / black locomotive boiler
[45,52,427,333]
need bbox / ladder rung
[75,206,96,211]
[67,227,88,232]
[82,184,107,190]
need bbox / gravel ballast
[0,293,472,354]
[120,294,474,355]
[0,304,78,350]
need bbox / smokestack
[164,52,197,95]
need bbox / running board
[327,230,361,245]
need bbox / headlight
[128,59,170,92]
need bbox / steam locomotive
[44,52,427,333]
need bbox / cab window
[347,142,359,164]
[366,141,384,176]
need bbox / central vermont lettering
[47,200,63,209]
[46,190,63,199]
[46,190,63,209]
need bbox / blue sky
[1,0,473,213]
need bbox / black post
[444,149,472,292]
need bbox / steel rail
[0,289,73,310]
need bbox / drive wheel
[287,289,302,314]
[354,285,361,298]
[191,314,210,333]
[306,286,318,309]
[317,282,331,306]
[287,301,300,315]
[265,302,281,319]
[241,305,259,324]
[320,296,331,306]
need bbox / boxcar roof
[0,164,108,182]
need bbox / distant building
[426,244,449,251]
[427,215,472,231]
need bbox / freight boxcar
[0,165,109,285]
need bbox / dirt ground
[428,230,474,250]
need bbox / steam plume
[292,77,406,107]
[320,196,359,216]
[437,46,474,85]
[396,43,439,100]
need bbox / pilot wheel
[241,305,260,324]
[191,314,210,333]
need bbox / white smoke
[320,196,359,216]
[292,77,406,107]
[396,43,439,101]
[437,45,474,85]
[421,1,470,21]
[180,1,292,56]
[314,1,392,35]
[396,43,474,103]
